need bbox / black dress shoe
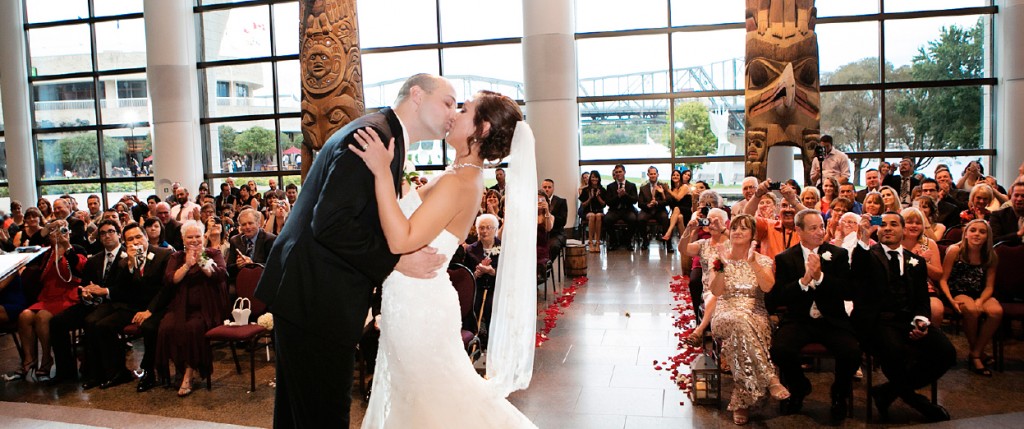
[829,398,848,425]
[903,392,951,422]
[81,379,103,390]
[136,372,157,392]
[780,394,805,415]
[100,370,135,389]
[870,385,897,421]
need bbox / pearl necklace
[448,163,484,172]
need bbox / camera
[814,145,827,160]
[698,218,710,227]
[59,226,70,236]
[768,181,782,191]
[870,215,883,226]
[697,206,711,227]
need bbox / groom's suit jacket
[772,243,854,332]
[850,243,930,338]
[256,108,406,345]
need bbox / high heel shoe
[769,383,791,400]
[969,356,992,377]
[732,408,749,425]
[34,361,53,383]
[177,377,194,397]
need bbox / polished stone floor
[0,243,1023,428]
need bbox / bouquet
[257,313,274,331]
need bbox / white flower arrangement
[821,251,833,262]
[908,258,919,267]
[198,252,216,270]
[257,313,274,331]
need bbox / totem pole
[743,0,821,184]
[299,0,364,181]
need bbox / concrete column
[523,0,580,226]
[143,0,204,199]
[997,0,1024,181]
[0,0,39,204]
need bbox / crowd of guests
[0,178,289,397]
[677,155,1024,425]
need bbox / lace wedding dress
[361,189,537,429]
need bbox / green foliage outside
[672,101,718,172]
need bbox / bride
[351,90,537,428]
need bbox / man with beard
[169,187,201,221]
[851,212,955,422]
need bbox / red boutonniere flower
[712,259,725,273]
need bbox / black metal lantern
[689,353,721,406]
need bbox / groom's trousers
[273,316,356,428]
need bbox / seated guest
[900,208,946,352]
[708,214,790,425]
[800,186,821,213]
[464,214,501,332]
[52,198,88,249]
[851,212,955,422]
[579,170,606,252]
[744,180,808,262]
[199,203,216,226]
[879,186,902,213]
[823,197,854,242]
[263,192,290,236]
[481,189,504,220]
[237,184,260,211]
[49,219,124,387]
[820,176,840,216]
[990,181,1024,245]
[169,187,201,222]
[143,217,174,251]
[537,191,553,277]
[914,195,947,241]
[680,207,729,344]
[4,221,86,382]
[730,176,758,215]
[961,183,998,222]
[771,210,858,424]
[37,197,54,222]
[156,220,228,397]
[205,216,230,256]
[154,202,183,250]
[662,168,693,242]
[957,160,984,190]
[883,157,921,206]
[227,209,277,277]
[857,169,882,203]
[120,223,176,393]
[837,182,863,214]
[755,191,778,220]
[285,183,299,205]
[637,166,670,250]
[12,207,47,247]
[5,200,24,236]
[938,219,1002,376]
[215,183,237,212]
[540,179,568,260]
[603,164,639,251]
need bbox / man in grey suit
[255,74,453,428]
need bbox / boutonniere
[487,246,502,257]
[120,252,128,259]
[821,251,833,262]
[147,252,155,261]
[908,258,919,267]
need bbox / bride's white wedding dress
[361,190,536,429]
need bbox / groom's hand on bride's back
[395,246,445,279]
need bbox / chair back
[448,263,477,332]
[994,242,1024,303]
[236,263,267,315]
[942,224,964,243]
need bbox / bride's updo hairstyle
[469,90,522,162]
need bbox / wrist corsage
[198,252,216,270]
[712,258,725,273]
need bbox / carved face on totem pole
[299,0,364,179]
[744,0,821,183]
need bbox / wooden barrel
[565,244,588,277]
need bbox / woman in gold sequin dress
[708,214,790,425]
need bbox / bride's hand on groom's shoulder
[350,128,395,177]
[395,246,445,279]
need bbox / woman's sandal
[969,356,993,377]
[769,383,791,400]
[732,408,749,425]
[34,362,52,382]
[177,378,194,397]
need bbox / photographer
[809,135,851,187]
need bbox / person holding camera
[809,135,851,187]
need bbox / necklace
[448,163,483,172]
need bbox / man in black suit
[603,164,639,250]
[855,168,883,204]
[990,181,1024,245]
[541,179,568,259]
[851,212,955,422]
[770,209,860,424]
[883,157,920,207]
[52,197,88,249]
[154,202,183,250]
[489,167,507,195]
[935,168,969,209]
[255,74,451,428]
[637,166,670,251]
[919,178,961,229]
[49,219,124,386]
[227,209,276,277]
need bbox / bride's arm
[352,128,461,254]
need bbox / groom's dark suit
[851,243,955,419]
[256,108,406,428]
[770,243,860,409]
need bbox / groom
[256,74,457,428]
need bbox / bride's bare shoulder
[420,170,483,202]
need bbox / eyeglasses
[478,226,497,231]
[98,229,118,236]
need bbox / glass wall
[580,0,996,199]
[195,0,301,192]
[23,0,152,208]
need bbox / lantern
[689,353,721,406]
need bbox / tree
[234,126,276,167]
[51,132,122,177]
[820,58,884,185]
[673,101,717,171]
[888,19,985,170]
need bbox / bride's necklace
[448,162,483,172]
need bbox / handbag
[231,297,252,325]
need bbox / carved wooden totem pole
[299,0,363,181]
[744,0,821,183]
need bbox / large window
[24,0,152,207]
[196,0,301,189]
[579,1,996,198]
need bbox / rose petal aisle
[535,276,587,347]
[653,275,704,405]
